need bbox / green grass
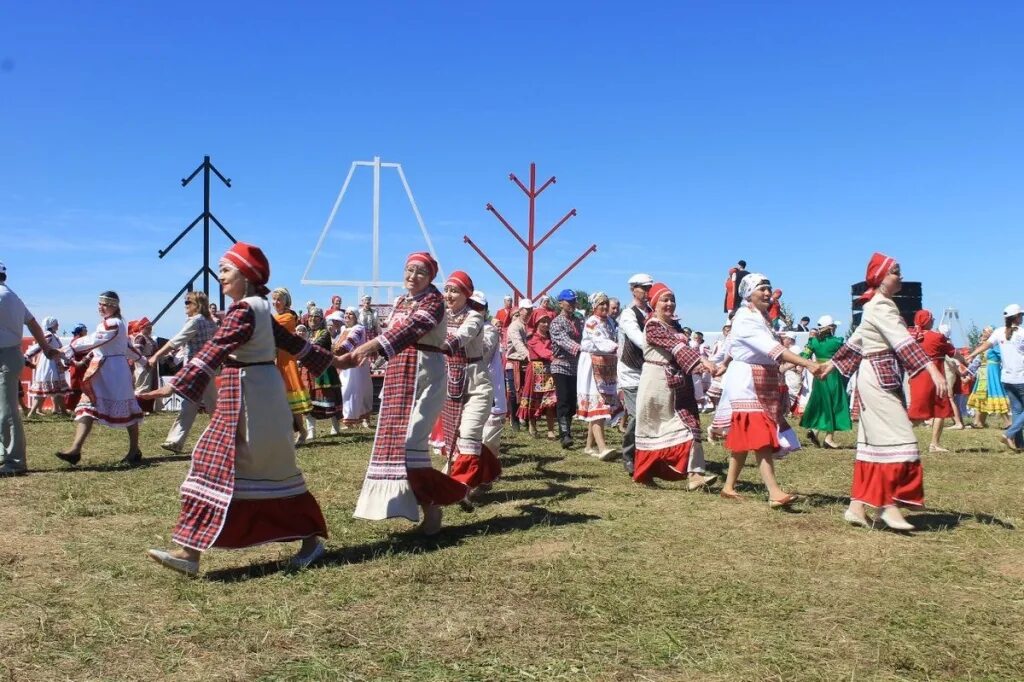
[2,413,1023,680]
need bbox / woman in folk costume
[270,287,314,445]
[304,306,343,439]
[767,289,784,330]
[799,315,853,448]
[24,316,69,418]
[826,253,945,530]
[967,327,1011,428]
[437,273,499,494]
[713,274,822,508]
[339,252,468,535]
[142,243,338,576]
[633,283,719,489]
[56,291,146,467]
[64,323,90,411]
[504,299,532,433]
[705,319,732,409]
[333,308,373,429]
[906,309,957,452]
[723,267,738,314]
[129,318,159,414]
[966,304,1024,450]
[576,292,621,460]
[517,311,558,439]
[479,300,506,492]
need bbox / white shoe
[294,431,306,446]
[329,418,341,435]
[147,549,198,577]
[287,539,326,571]
[597,447,620,462]
[843,508,872,528]
[879,507,915,531]
[687,473,718,491]
[417,505,443,535]
[362,419,371,428]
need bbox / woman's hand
[137,384,174,401]
[333,353,357,370]
[929,365,949,400]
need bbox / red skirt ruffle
[724,412,780,454]
[633,443,691,484]
[449,446,502,488]
[213,491,328,549]
[851,460,924,508]
[408,467,469,506]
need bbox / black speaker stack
[850,281,922,329]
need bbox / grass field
[2,412,1023,681]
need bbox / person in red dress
[907,309,956,452]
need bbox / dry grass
[2,413,1023,681]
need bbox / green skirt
[799,371,852,432]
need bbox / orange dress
[274,310,312,414]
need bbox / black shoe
[120,451,144,467]
[558,417,574,449]
[0,468,28,478]
[622,451,635,476]
[510,419,521,434]
[55,451,81,466]
[806,430,820,447]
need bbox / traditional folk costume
[705,324,732,405]
[354,253,468,522]
[167,245,329,551]
[712,276,799,455]
[967,345,1010,417]
[71,314,144,428]
[576,298,621,424]
[481,318,506,465]
[799,319,853,434]
[439,273,499,490]
[129,319,158,413]
[335,317,373,427]
[271,289,313,417]
[25,319,68,400]
[633,287,709,484]
[907,310,955,421]
[504,304,531,426]
[308,326,343,421]
[517,318,558,421]
[831,254,931,510]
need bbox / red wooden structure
[464,162,596,302]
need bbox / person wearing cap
[304,306,343,439]
[577,291,621,460]
[64,323,91,412]
[966,327,1010,429]
[967,303,1024,450]
[55,291,148,468]
[333,308,373,429]
[550,289,584,448]
[504,298,532,433]
[24,315,69,418]
[140,242,340,575]
[271,288,314,445]
[713,273,823,509]
[517,309,558,439]
[493,294,516,331]
[129,317,159,415]
[340,252,468,535]
[798,315,852,449]
[633,283,719,489]
[616,273,654,474]
[906,309,958,453]
[148,291,219,454]
[826,253,946,530]
[0,262,63,475]
[437,274,499,498]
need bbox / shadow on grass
[204,505,601,583]
[40,454,191,474]
[472,482,592,506]
[801,492,1016,530]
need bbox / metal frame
[302,156,443,301]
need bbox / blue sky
[2,2,1021,344]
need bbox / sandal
[719,490,744,501]
[769,493,802,509]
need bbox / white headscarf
[739,273,770,301]
[589,291,609,308]
[42,317,58,332]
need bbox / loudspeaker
[851,281,922,329]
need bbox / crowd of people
[1,247,1022,577]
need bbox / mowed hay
[1,413,1023,680]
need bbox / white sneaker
[147,549,199,577]
[843,508,872,528]
[879,507,915,531]
[287,539,326,571]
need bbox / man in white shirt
[1,262,60,476]
[617,273,653,476]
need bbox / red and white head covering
[445,270,474,298]
[221,242,271,296]
[860,252,897,303]
[648,282,673,309]
[910,309,934,341]
[739,273,770,301]
[406,252,439,281]
[127,317,152,335]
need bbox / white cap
[938,323,951,337]
[817,314,840,329]
[1004,303,1022,318]
[503,294,513,301]
[723,317,733,327]
[326,311,345,324]
[471,290,488,308]
[628,273,654,287]
[518,298,534,309]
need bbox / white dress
[337,324,373,422]
[26,332,69,398]
[576,314,620,423]
[71,317,144,428]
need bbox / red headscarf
[910,309,934,341]
[648,282,672,309]
[859,252,897,303]
[406,252,439,281]
[444,270,473,298]
[222,242,271,296]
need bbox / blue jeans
[1002,383,1024,448]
